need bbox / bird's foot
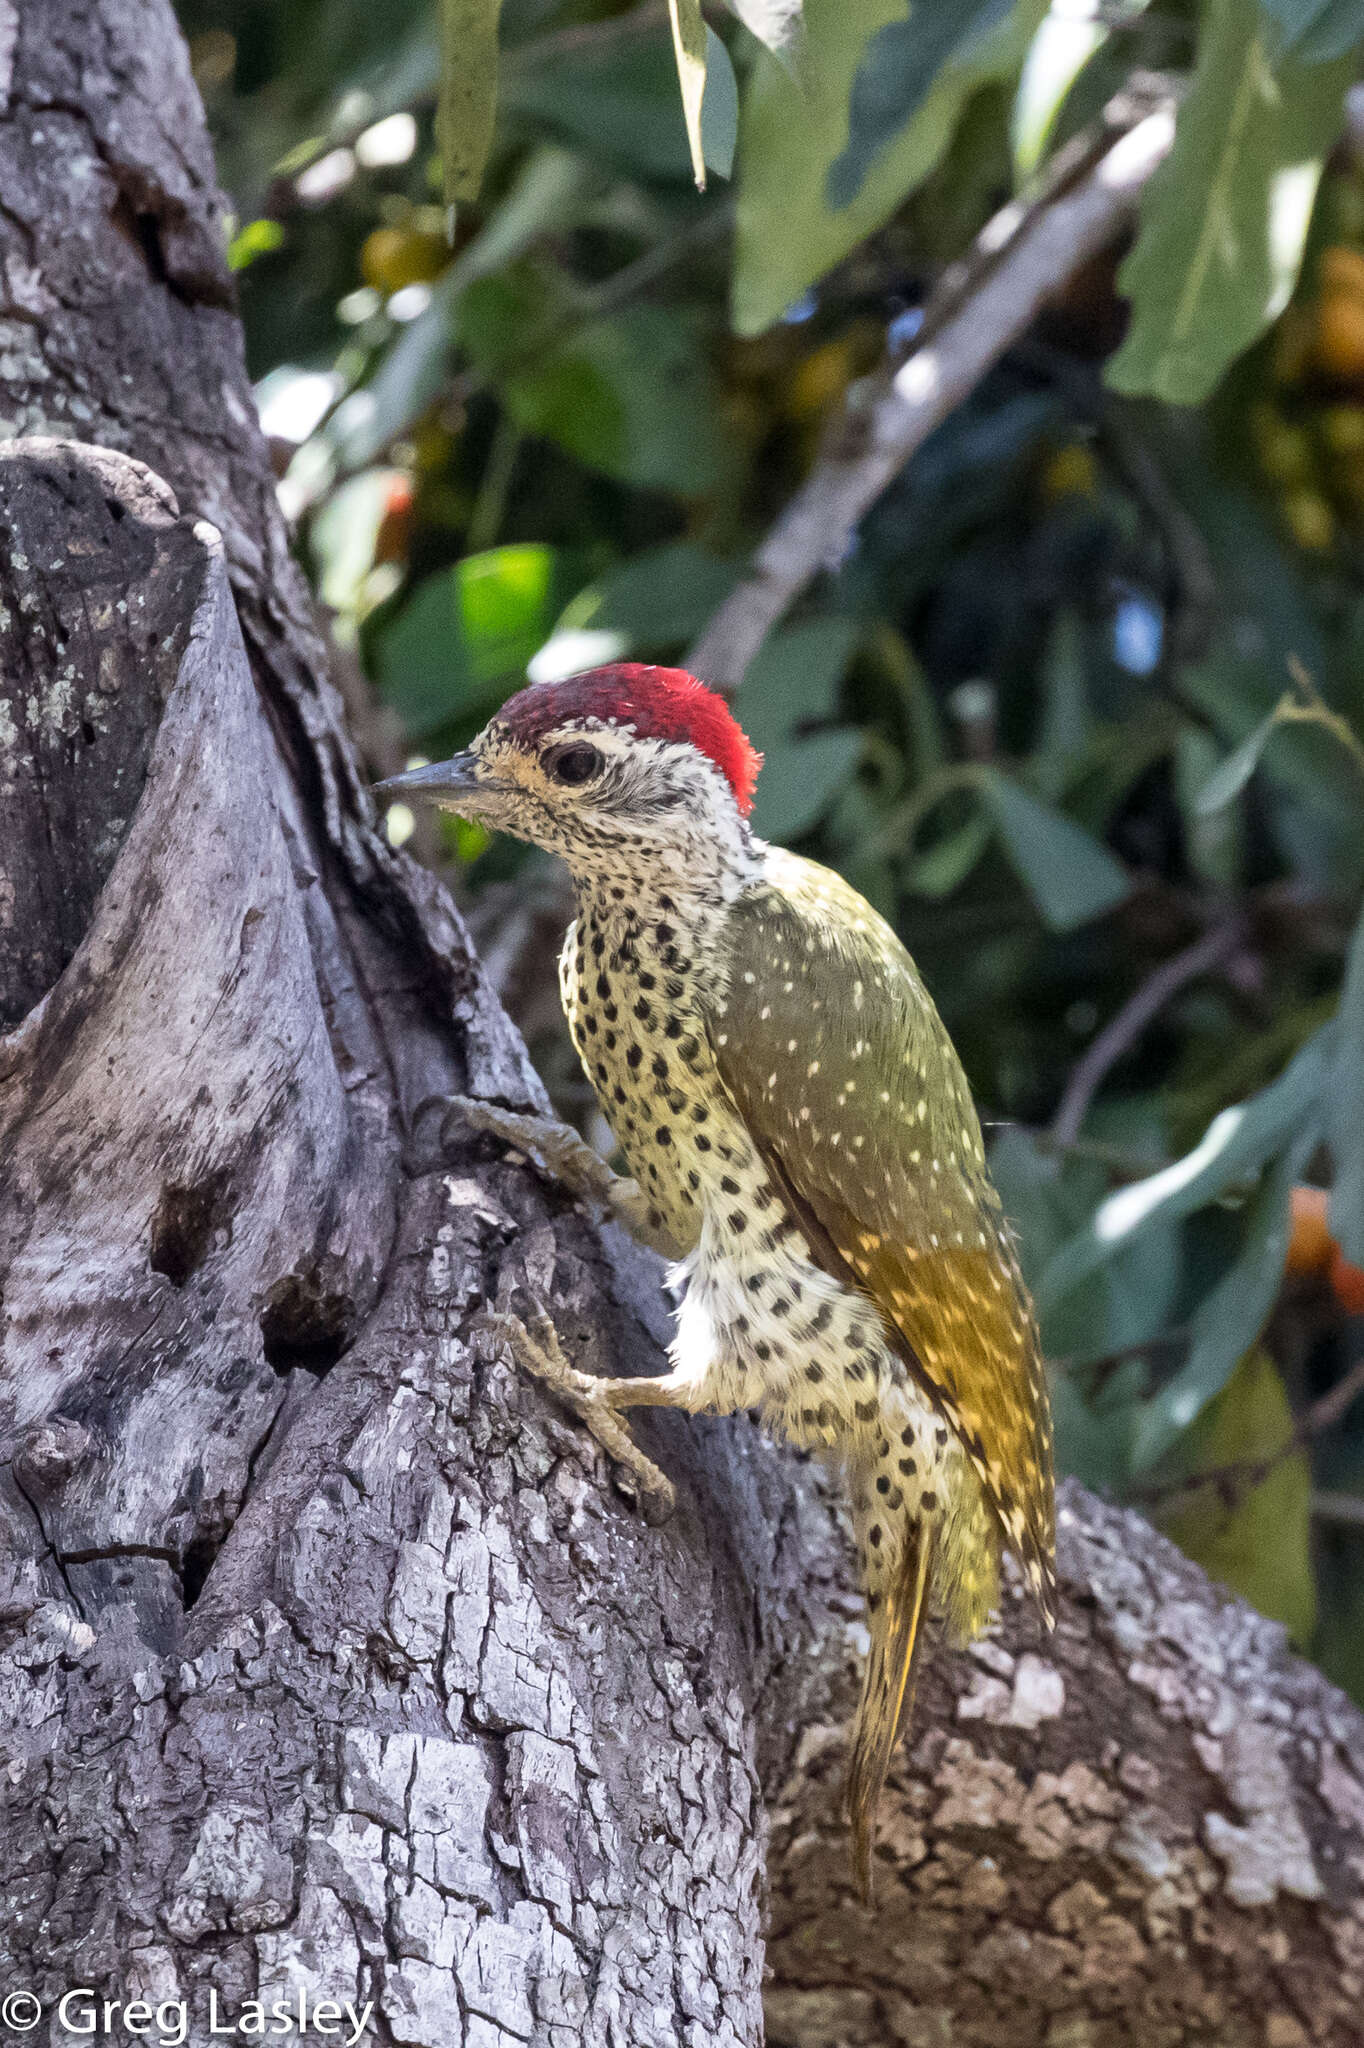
[434,1096,617,1209]
[478,1307,677,1525]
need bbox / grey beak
[372,753,483,806]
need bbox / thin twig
[1311,1488,1364,1529]
[1050,915,1249,1149]
[1130,1352,1364,1512]
[687,85,1178,688]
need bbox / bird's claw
[477,1307,677,1525]
[437,1096,617,1209]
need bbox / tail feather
[846,1516,934,1904]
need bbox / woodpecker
[377,663,1055,1895]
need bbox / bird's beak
[372,753,490,811]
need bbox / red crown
[495,665,761,816]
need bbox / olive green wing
[704,850,1055,1617]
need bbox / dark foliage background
[178,0,1364,1702]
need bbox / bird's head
[374,664,762,884]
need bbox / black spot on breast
[855,1398,878,1422]
[727,1210,747,1233]
[804,1363,822,1383]
[627,1046,643,1069]
[655,1127,671,1147]
[876,1474,890,1495]
[921,1490,938,1512]
[720,1176,739,1195]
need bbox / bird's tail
[845,1501,934,1905]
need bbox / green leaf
[734,617,862,751]
[701,27,740,179]
[1330,907,1364,1266]
[1011,9,1109,180]
[1040,1025,1334,1310]
[1176,727,1242,888]
[1194,699,1287,814]
[980,771,1131,932]
[1156,1348,1316,1643]
[828,0,1014,207]
[1107,0,1353,407]
[462,274,735,495]
[727,0,804,61]
[228,218,284,270]
[905,810,993,896]
[751,729,865,840]
[1132,1125,1317,1470]
[503,29,697,182]
[733,0,1041,335]
[1033,610,1091,798]
[438,0,505,215]
[559,544,741,650]
[372,545,564,737]
[1261,0,1364,62]
[668,0,710,188]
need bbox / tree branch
[688,91,1177,689]
[1051,914,1250,1149]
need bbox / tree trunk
[0,10,1362,2048]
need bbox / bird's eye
[546,743,602,787]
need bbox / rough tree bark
[0,9,1362,2048]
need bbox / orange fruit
[1329,1246,1364,1316]
[360,227,448,297]
[1286,1185,1334,1277]
[1315,290,1364,380]
[783,338,857,422]
[1281,487,1335,551]
[374,475,415,565]
[1320,245,1364,299]
[1042,443,1098,500]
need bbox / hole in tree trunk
[260,1270,354,1378]
[149,1172,233,1287]
[180,1530,220,1610]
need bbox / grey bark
[0,8,1362,2048]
